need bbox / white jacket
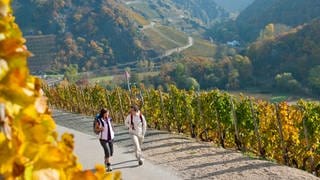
[125,111,147,137]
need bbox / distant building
[227,40,240,47]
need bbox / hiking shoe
[138,160,143,166]
[106,166,112,172]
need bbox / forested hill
[170,0,228,26]
[208,0,320,43]
[13,0,228,73]
[121,0,229,33]
[245,19,320,94]
[13,0,144,72]
[236,0,320,41]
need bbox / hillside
[14,0,146,73]
[14,0,226,74]
[26,35,57,73]
[137,23,216,59]
[208,0,320,43]
[245,19,320,94]
[237,0,320,41]
[124,0,228,31]
[171,0,229,26]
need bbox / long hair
[99,108,109,118]
[130,104,139,112]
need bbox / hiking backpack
[130,114,144,130]
[93,114,104,135]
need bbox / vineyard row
[43,84,320,176]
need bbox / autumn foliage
[0,1,120,179]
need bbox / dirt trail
[56,125,181,180]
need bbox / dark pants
[99,139,114,158]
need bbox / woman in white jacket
[95,108,115,172]
[125,104,147,165]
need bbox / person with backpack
[124,104,147,166]
[94,108,115,172]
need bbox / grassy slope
[183,38,216,58]
[141,24,217,58]
[128,2,160,19]
[157,26,189,45]
[143,28,179,51]
[123,1,217,59]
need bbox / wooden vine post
[230,96,241,151]
[214,108,225,148]
[106,90,116,123]
[197,92,208,141]
[301,109,315,173]
[250,99,264,157]
[159,89,169,131]
[116,87,125,122]
[169,89,179,133]
[185,93,195,138]
[275,103,289,166]
[75,86,82,113]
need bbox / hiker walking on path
[125,104,147,166]
[95,108,115,172]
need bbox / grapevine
[46,83,320,175]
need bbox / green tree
[183,77,200,90]
[137,59,154,72]
[174,63,186,78]
[275,72,303,93]
[64,64,79,83]
[130,72,140,87]
[258,23,275,40]
[308,66,320,93]
[226,69,240,89]
[232,55,252,80]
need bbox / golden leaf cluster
[0,1,120,179]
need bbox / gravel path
[52,110,319,180]
[56,125,181,180]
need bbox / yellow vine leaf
[0,1,120,179]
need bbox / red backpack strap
[140,114,144,128]
[131,114,144,129]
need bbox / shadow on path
[112,159,140,170]
[112,159,137,166]
[198,162,277,179]
[143,136,190,144]
[176,151,232,161]
[152,145,211,156]
[113,164,140,170]
[184,157,250,170]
